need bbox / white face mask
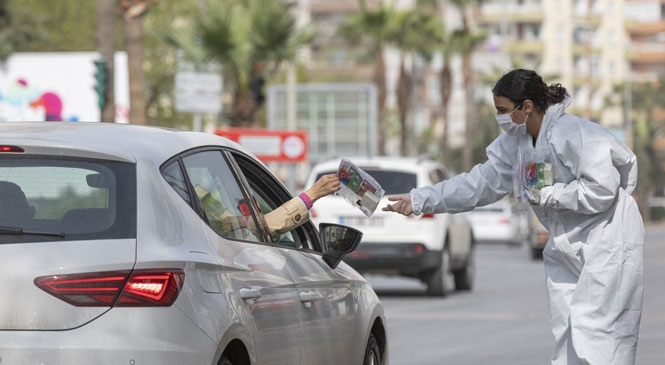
[495,105,528,136]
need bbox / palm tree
[390,9,444,156]
[97,0,116,123]
[160,0,315,127]
[607,80,665,221]
[122,0,152,125]
[447,0,487,171]
[338,0,397,156]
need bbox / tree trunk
[374,50,387,156]
[462,51,474,172]
[230,90,258,127]
[439,60,452,166]
[125,15,147,125]
[97,0,116,123]
[397,61,410,156]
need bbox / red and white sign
[215,128,308,163]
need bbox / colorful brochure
[336,158,385,217]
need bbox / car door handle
[239,287,261,301]
[299,290,318,305]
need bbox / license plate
[340,216,384,227]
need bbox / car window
[317,168,417,194]
[0,156,136,243]
[363,169,417,194]
[162,160,191,205]
[180,150,263,243]
[233,153,320,252]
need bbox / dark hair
[491,69,568,112]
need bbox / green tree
[390,8,444,156]
[338,0,397,156]
[606,80,665,222]
[5,0,97,53]
[159,0,315,127]
[447,0,488,172]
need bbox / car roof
[310,156,446,173]
[0,121,254,165]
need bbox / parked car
[528,214,550,259]
[0,122,387,365]
[305,156,475,297]
[468,196,531,247]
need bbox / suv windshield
[0,156,136,243]
[317,169,417,195]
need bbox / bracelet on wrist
[298,192,313,210]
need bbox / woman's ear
[522,99,534,114]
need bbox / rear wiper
[0,226,66,238]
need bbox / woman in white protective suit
[383,68,645,365]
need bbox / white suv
[305,157,476,296]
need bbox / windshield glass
[317,169,417,195]
[0,156,136,243]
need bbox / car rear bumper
[0,307,217,364]
[343,243,440,275]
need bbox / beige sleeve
[264,196,311,235]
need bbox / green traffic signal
[93,59,109,110]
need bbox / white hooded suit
[410,98,644,364]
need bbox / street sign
[175,71,223,114]
[215,128,308,163]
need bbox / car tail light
[34,269,185,307]
[310,208,319,218]
[498,217,511,224]
[0,145,25,153]
[407,213,435,219]
[413,243,426,254]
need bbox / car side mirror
[319,223,363,269]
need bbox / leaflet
[514,147,553,202]
[336,158,385,217]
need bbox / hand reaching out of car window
[304,173,340,203]
[382,193,413,216]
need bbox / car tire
[426,247,450,297]
[363,332,381,365]
[530,247,543,260]
[453,243,475,291]
[218,355,232,365]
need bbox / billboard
[0,52,129,123]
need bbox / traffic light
[93,58,109,110]
[250,75,265,106]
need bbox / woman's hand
[382,193,413,216]
[305,173,341,203]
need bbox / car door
[163,149,304,364]
[232,153,360,365]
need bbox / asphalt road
[368,223,665,365]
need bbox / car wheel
[454,243,475,291]
[530,247,543,260]
[363,332,381,365]
[426,247,450,297]
[218,355,232,365]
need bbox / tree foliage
[157,0,315,127]
[4,0,99,53]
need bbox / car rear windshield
[317,169,417,195]
[0,156,136,243]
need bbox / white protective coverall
[410,97,645,364]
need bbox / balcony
[625,20,665,36]
[504,40,544,54]
[627,43,665,64]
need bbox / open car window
[232,153,321,252]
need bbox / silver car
[0,122,387,365]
